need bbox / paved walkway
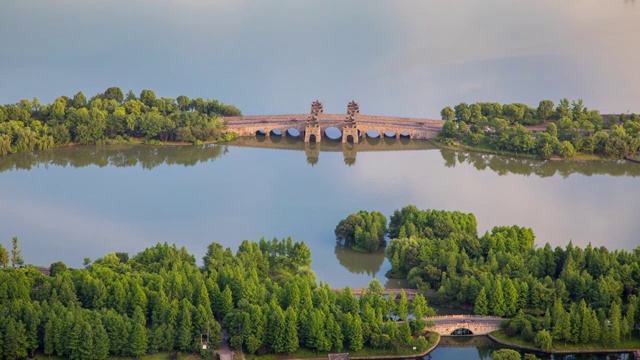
[219,330,233,360]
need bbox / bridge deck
[224,114,442,125]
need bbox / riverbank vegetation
[439,99,640,160]
[0,87,241,156]
[378,204,640,351]
[0,237,436,360]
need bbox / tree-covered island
[0,237,437,360]
[0,87,241,157]
[337,205,640,353]
[439,99,640,160]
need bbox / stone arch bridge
[223,114,443,143]
[425,315,504,336]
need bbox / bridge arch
[382,131,396,138]
[324,127,342,141]
[365,129,382,138]
[286,128,301,137]
[450,328,474,336]
[256,130,267,136]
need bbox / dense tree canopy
[0,87,242,156]
[0,236,435,359]
[381,205,640,351]
[335,210,388,252]
[440,99,640,160]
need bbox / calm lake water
[2,140,638,359]
[426,336,633,359]
[1,138,639,287]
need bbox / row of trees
[440,99,640,159]
[0,87,242,156]
[502,298,637,350]
[0,237,435,360]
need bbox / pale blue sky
[1,0,639,118]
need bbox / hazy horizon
[1,0,639,118]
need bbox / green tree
[267,303,286,352]
[3,318,28,360]
[72,91,87,108]
[537,100,554,121]
[129,323,148,357]
[0,243,8,267]
[441,120,458,138]
[474,287,489,315]
[104,87,124,104]
[558,141,575,158]
[411,294,429,319]
[608,302,621,347]
[534,329,553,351]
[491,348,521,360]
[10,236,24,267]
[397,290,409,320]
[546,122,558,137]
[176,299,193,351]
[441,107,455,121]
[284,306,299,354]
[139,89,157,107]
[349,314,364,351]
[491,280,506,317]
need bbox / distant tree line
[0,87,242,156]
[439,99,640,159]
[0,237,435,360]
[348,204,640,350]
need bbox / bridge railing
[429,322,502,329]
[425,315,504,320]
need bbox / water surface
[1,139,639,289]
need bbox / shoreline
[427,139,634,163]
[283,333,441,360]
[487,332,638,355]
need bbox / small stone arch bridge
[224,113,444,143]
[425,315,504,336]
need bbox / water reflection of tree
[0,144,229,173]
[440,149,640,178]
[333,245,385,277]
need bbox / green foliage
[0,87,241,157]
[440,107,455,121]
[474,287,489,315]
[491,349,522,360]
[441,120,458,138]
[335,210,388,252]
[439,99,638,160]
[534,329,552,350]
[491,348,521,360]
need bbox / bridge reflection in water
[230,136,439,166]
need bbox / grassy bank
[490,330,640,353]
[245,332,439,360]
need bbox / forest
[0,87,242,157]
[0,237,435,360]
[333,205,640,350]
[381,205,640,350]
[439,99,640,159]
